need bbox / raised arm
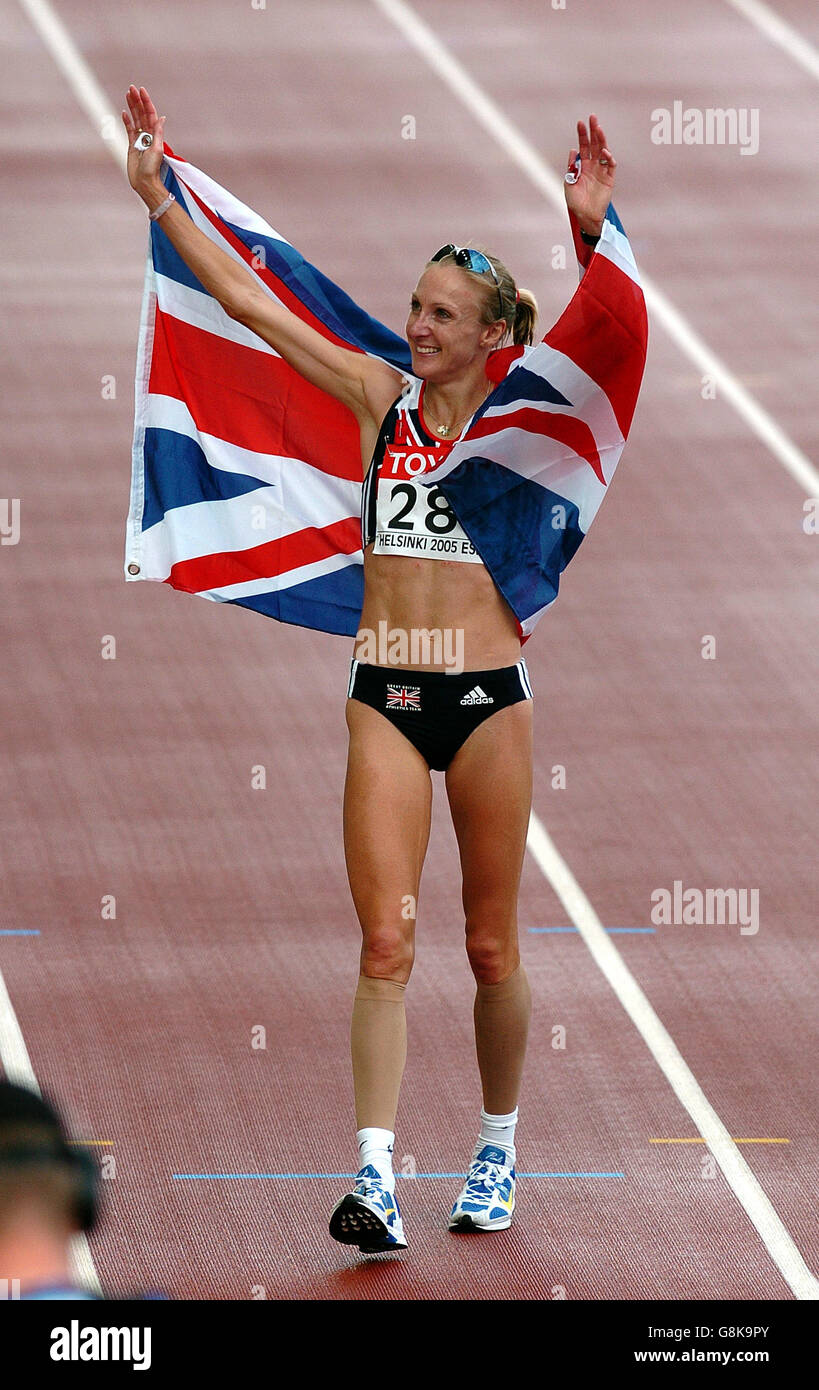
[122,86,403,427]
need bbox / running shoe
[329,1165,407,1252]
[448,1143,516,1231]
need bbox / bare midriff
[355,544,522,673]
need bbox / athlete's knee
[360,922,415,983]
[464,920,519,984]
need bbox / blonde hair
[425,246,538,346]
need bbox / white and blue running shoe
[448,1143,516,1232]
[329,1164,408,1252]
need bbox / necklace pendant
[437,423,450,437]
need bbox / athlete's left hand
[122,85,167,196]
[563,114,616,237]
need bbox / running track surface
[1,0,818,1299]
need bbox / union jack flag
[386,685,422,710]
[125,145,647,642]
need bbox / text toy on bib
[373,443,481,563]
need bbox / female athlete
[123,86,617,1254]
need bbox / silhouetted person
[0,1080,101,1300]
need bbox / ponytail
[512,288,538,346]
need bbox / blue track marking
[528,927,655,934]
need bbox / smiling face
[405,264,506,381]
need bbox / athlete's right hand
[122,85,167,197]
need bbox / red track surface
[2,0,817,1299]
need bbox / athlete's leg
[444,700,533,1115]
[343,698,433,1132]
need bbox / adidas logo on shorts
[460,686,494,706]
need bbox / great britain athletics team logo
[386,685,421,711]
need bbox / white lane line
[526,813,819,1301]
[723,0,819,81]
[372,0,819,497]
[0,970,40,1087]
[16,0,127,169]
[0,968,102,1293]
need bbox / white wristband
[149,192,175,222]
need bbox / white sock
[356,1127,395,1188]
[478,1106,518,1162]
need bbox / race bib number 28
[373,446,482,563]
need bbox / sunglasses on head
[430,244,505,321]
